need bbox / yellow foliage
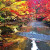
[10,1,29,15]
[12,1,26,5]
[26,11,29,14]
[2,0,16,2]
[2,0,6,2]
[0,3,5,8]
[10,0,16,2]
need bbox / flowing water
[17,20,50,50]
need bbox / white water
[31,38,39,50]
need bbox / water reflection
[31,27,50,35]
[0,20,50,50]
[17,31,50,41]
[28,20,50,35]
[36,41,50,50]
[17,31,50,50]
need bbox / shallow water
[17,20,50,50]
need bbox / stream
[17,20,50,50]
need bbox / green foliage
[0,16,5,22]
[0,3,5,9]
[6,11,12,16]
[0,1,2,4]
[0,26,13,35]
[1,14,6,18]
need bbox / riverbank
[4,38,32,50]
